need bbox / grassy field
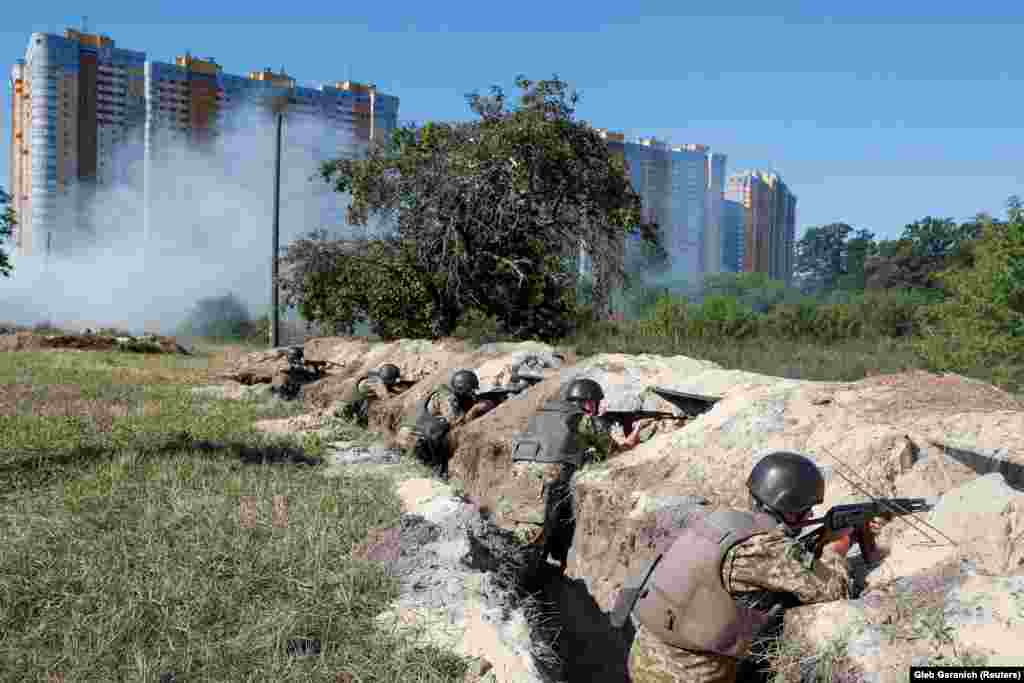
[0,343,467,682]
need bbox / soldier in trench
[612,451,891,683]
[409,369,496,480]
[508,377,646,586]
[333,363,409,428]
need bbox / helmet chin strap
[751,496,802,537]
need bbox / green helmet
[377,364,401,386]
[566,378,604,403]
[450,369,480,397]
[747,451,825,516]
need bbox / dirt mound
[0,331,190,354]
[301,337,1024,678]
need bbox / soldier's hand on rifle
[822,527,855,558]
[468,400,496,418]
[867,517,889,535]
[623,422,643,449]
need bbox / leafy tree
[280,230,443,339]
[794,223,876,294]
[306,74,659,339]
[915,197,1024,380]
[900,216,977,259]
[1,187,16,278]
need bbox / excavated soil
[0,331,191,354]
[211,336,1024,681]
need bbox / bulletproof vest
[414,388,456,441]
[510,400,586,467]
[630,508,781,657]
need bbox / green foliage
[637,286,932,347]
[299,74,659,340]
[280,231,439,339]
[0,186,16,278]
[900,216,980,259]
[177,292,252,340]
[914,200,1024,383]
[794,223,877,294]
[700,271,804,313]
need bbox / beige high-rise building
[8,27,399,257]
[725,170,797,284]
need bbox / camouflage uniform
[508,415,615,555]
[334,375,391,427]
[407,385,479,478]
[627,529,850,683]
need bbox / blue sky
[3,1,1022,241]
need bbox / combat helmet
[450,369,480,398]
[377,363,401,386]
[565,377,604,403]
[747,451,825,517]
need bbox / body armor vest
[413,388,459,441]
[510,399,586,467]
[628,508,780,657]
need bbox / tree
[279,230,438,339]
[306,74,659,339]
[793,223,876,294]
[915,197,1024,379]
[900,216,976,260]
[1,187,16,278]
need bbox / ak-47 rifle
[596,387,722,434]
[795,497,934,562]
[594,410,688,435]
[474,371,545,406]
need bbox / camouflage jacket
[723,528,850,605]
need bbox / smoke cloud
[1,102,375,335]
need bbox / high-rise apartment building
[725,170,797,283]
[8,28,399,256]
[720,198,745,273]
[594,129,726,282]
[703,149,726,275]
[8,29,147,256]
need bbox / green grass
[0,344,468,682]
[560,321,926,382]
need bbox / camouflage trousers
[506,461,576,579]
[628,624,738,683]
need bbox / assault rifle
[796,497,933,561]
[594,410,688,435]
[474,371,546,406]
[595,386,722,434]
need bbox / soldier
[410,369,495,480]
[334,363,407,428]
[508,377,644,585]
[616,451,889,683]
[270,346,321,400]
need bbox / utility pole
[270,109,283,348]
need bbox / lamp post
[269,94,289,348]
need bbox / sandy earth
[204,336,1024,682]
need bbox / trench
[924,440,1024,490]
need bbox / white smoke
[1,101,379,335]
